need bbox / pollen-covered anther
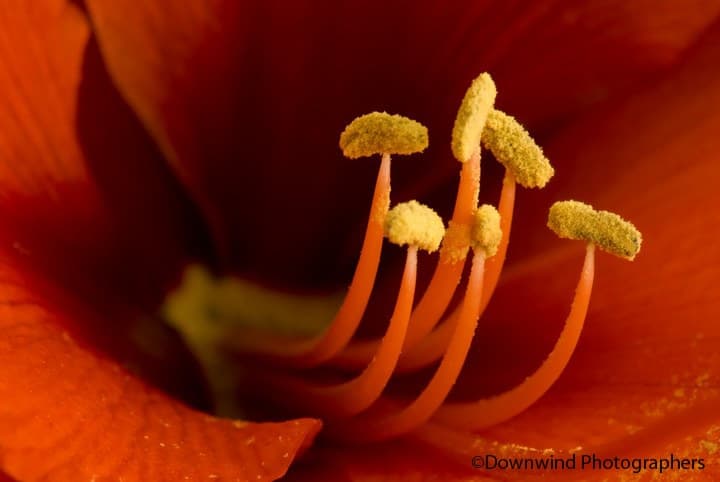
[547,200,642,260]
[451,72,497,162]
[471,204,502,257]
[439,221,472,264]
[482,109,554,188]
[339,112,428,159]
[384,200,445,252]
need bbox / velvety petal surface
[0,255,320,481]
[0,0,218,398]
[85,0,720,288]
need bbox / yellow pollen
[471,204,502,257]
[339,112,428,159]
[451,72,497,162]
[440,220,472,264]
[384,200,445,252]
[547,200,642,260]
[482,109,554,188]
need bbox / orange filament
[329,250,486,441]
[396,170,516,373]
[432,243,595,430]
[255,246,418,418]
[227,153,391,366]
[334,148,480,366]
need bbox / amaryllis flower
[1,1,719,481]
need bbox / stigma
[163,72,643,448]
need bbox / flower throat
[163,72,642,447]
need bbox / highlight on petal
[0,257,321,481]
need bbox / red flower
[1,1,719,480]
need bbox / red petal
[0,256,321,481]
[84,0,720,287]
[0,1,204,309]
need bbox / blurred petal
[0,255,321,481]
[85,0,720,287]
[0,0,218,405]
[0,0,206,307]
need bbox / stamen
[334,96,551,370]
[432,243,596,430]
[254,202,444,417]
[451,72,497,163]
[471,204,502,257]
[384,200,445,253]
[548,200,642,260]
[432,206,639,430]
[397,199,506,372]
[339,112,428,158]
[482,109,554,188]
[395,168,514,372]
[334,135,482,367]
[328,207,501,441]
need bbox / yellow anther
[384,200,445,253]
[482,109,554,188]
[440,221,472,264]
[451,73,497,162]
[471,204,502,257]
[547,200,642,260]
[339,112,428,159]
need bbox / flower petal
[0,0,207,308]
[0,255,321,481]
[84,0,720,286]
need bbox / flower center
[162,73,642,448]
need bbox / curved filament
[227,154,391,366]
[335,150,481,366]
[336,169,516,372]
[396,170,516,373]
[256,247,418,418]
[331,251,486,441]
[433,243,595,430]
